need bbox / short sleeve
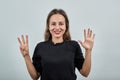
[32,44,42,74]
[74,41,84,71]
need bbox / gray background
[0,0,120,80]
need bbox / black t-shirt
[32,40,84,80]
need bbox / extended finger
[87,28,90,37]
[90,29,92,37]
[92,33,95,39]
[84,29,86,39]
[26,35,28,45]
[18,37,22,45]
[22,35,25,44]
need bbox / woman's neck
[52,37,63,44]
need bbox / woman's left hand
[78,28,95,51]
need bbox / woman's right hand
[18,35,29,57]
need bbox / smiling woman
[17,8,95,80]
[45,9,71,42]
[49,14,66,43]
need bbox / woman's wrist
[23,53,29,58]
[85,49,92,56]
[85,48,92,52]
[86,49,92,52]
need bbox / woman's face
[49,14,66,39]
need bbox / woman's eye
[51,22,56,26]
[59,22,64,26]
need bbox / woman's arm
[78,28,95,77]
[18,35,40,80]
[80,50,92,77]
[24,54,40,80]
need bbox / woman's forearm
[80,50,92,77]
[24,54,40,80]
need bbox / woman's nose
[55,24,60,29]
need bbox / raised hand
[78,28,95,51]
[18,35,29,57]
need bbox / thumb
[78,40,83,47]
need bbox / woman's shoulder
[65,40,80,46]
[66,40,78,43]
[35,40,50,47]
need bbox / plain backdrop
[0,0,120,80]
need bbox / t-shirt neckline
[49,40,65,46]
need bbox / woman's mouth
[54,31,61,34]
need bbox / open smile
[54,31,61,35]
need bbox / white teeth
[54,31,61,33]
[54,31,61,34]
[55,32,59,33]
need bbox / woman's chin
[53,35,62,39]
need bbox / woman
[18,9,95,80]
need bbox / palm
[18,35,29,56]
[20,42,29,54]
[79,29,95,51]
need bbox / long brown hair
[44,9,71,41]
